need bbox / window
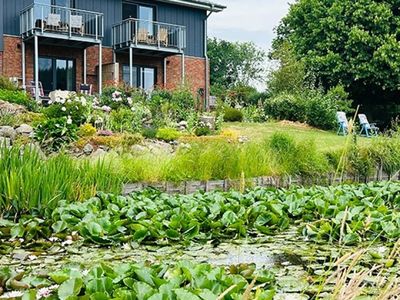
[38,0,75,7]
[39,57,75,94]
[123,65,156,92]
[138,5,155,35]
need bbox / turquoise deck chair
[337,111,349,135]
[358,114,379,137]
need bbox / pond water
[0,227,397,299]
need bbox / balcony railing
[20,3,104,41]
[112,18,186,52]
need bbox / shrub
[195,126,212,136]
[0,76,18,91]
[156,128,181,142]
[121,133,144,148]
[16,112,45,126]
[34,117,78,153]
[0,113,18,127]
[90,135,122,148]
[43,98,90,126]
[142,127,158,139]
[265,93,305,122]
[223,107,244,122]
[0,89,38,111]
[242,105,268,123]
[78,123,97,137]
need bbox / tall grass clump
[0,146,122,217]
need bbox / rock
[91,149,107,157]
[16,124,33,136]
[178,121,188,131]
[200,115,216,130]
[238,136,250,143]
[83,143,94,155]
[131,144,147,153]
[0,100,27,115]
[0,126,16,140]
[0,137,11,147]
[99,145,110,152]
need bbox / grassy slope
[224,121,371,152]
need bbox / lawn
[224,121,371,151]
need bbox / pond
[1,226,396,299]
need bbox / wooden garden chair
[358,114,379,137]
[336,111,349,136]
[158,28,169,47]
[137,28,149,44]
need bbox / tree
[273,0,400,122]
[207,38,266,89]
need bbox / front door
[39,57,75,94]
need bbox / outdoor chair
[80,84,93,95]
[45,13,61,31]
[27,81,51,106]
[70,15,84,36]
[336,111,349,136]
[358,114,379,137]
[137,28,149,44]
[158,28,169,47]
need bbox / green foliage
[223,107,244,122]
[142,127,157,139]
[78,123,97,137]
[0,146,122,216]
[43,100,90,126]
[108,108,138,133]
[156,128,181,142]
[1,262,275,299]
[0,112,18,127]
[34,117,78,153]
[265,87,352,130]
[274,0,400,103]
[208,38,266,88]
[0,89,38,111]
[0,76,18,91]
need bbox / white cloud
[208,0,294,50]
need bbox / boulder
[0,126,16,140]
[83,143,94,155]
[200,116,216,130]
[0,100,27,115]
[16,124,33,136]
[91,148,107,157]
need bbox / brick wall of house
[2,36,23,79]
[1,35,208,97]
[0,51,3,75]
[166,55,207,97]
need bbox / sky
[208,0,294,51]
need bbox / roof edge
[157,0,226,12]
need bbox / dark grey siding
[3,0,33,36]
[0,0,3,50]
[157,2,206,57]
[75,0,122,47]
[0,0,206,57]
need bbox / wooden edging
[123,167,400,195]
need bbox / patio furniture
[158,28,169,47]
[46,13,61,30]
[27,81,51,106]
[137,28,149,43]
[336,111,349,136]
[80,84,93,95]
[358,114,379,137]
[70,15,84,35]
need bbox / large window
[39,57,75,94]
[123,65,156,92]
[37,0,75,7]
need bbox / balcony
[20,3,104,44]
[112,18,186,54]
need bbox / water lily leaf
[221,211,238,226]
[134,268,155,286]
[11,224,25,238]
[174,289,201,300]
[49,271,70,284]
[133,281,155,300]
[86,277,113,294]
[58,278,83,300]
[22,290,37,300]
[166,229,180,240]
[90,292,109,300]
[52,221,68,233]
[198,290,217,300]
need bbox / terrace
[20,3,104,44]
[112,18,186,54]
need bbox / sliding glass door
[39,57,75,94]
[123,65,156,92]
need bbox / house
[0,0,225,102]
